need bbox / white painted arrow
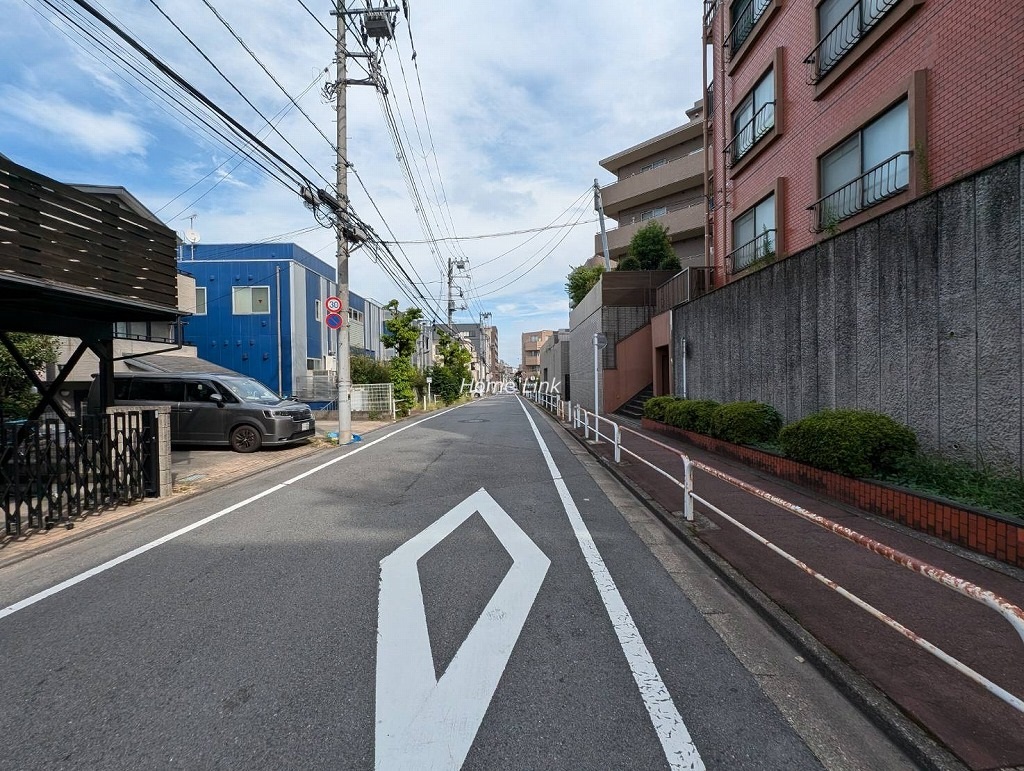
[375,488,550,771]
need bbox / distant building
[521,330,554,379]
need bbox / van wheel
[230,425,262,453]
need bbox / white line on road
[0,406,462,622]
[375,489,550,770]
[517,397,706,771]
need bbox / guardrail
[611,421,1024,716]
[526,392,1024,712]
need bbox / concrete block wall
[673,153,1024,471]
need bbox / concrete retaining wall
[673,153,1024,471]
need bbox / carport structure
[0,154,181,535]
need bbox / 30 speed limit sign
[325,295,343,313]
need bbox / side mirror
[209,393,225,408]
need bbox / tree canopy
[0,333,59,418]
[430,332,473,404]
[565,264,604,308]
[617,222,680,271]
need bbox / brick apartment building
[706,0,1024,285]
[596,102,708,269]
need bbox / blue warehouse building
[179,243,336,396]
[179,243,391,398]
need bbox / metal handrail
[726,100,775,166]
[807,150,911,231]
[804,0,899,82]
[615,421,1024,715]
[727,228,776,273]
[726,0,771,55]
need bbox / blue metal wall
[179,243,337,396]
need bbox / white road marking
[375,488,549,771]
[0,407,461,622]
[517,397,706,771]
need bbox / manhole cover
[459,419,489,423]
[178,473,206,483]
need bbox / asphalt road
[0,396,916,770]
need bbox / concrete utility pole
[334,3,353,445]
[328,1,395,444]
[594,179,611,271]
[447,257,454,327]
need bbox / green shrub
[664,399,720,434]
[643,396,679,422]
[884,455,1024,519]
[711,401,783,445]
[779,409,918,478]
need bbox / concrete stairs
[615,384,654,422]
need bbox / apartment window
[347,308,364,323]
[729,67,775,165]
[729,193,776,272]
[232,286,270,315]
[728,0,771,55]
[640,206,669,221]
[809,0,900,81]
[306,358,319,371]
[314,298,322,321]
[194,287,207,315]
[811,99,910,230]
[640,158,669,173]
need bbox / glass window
[130,379,184,401]
[816,0,897,76]
[184,380,218,402]
[194,287,207,316]
[232,286,271,315]
[314,298,322,321]
[731,67,775,163]
[819,99,909,220]
[731,193,776,270]
[730,0,772,53]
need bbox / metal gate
[1,411,152,535]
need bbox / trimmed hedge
[643,395,679,422]
[779,409,918,478]
[710,401,782,445]
[664,399,720,434]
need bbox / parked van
[90,372,315,452]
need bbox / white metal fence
[294,376,395,418]
[525,390,1024,715]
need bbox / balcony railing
[804,0,899,83]
[726,101,775,166]
[619,196,704,227]
[727,228,776,273]
[655,267,715,314]
[807,150,911,232]
[706,81,714,123]
[726,0,771,56]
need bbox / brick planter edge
[641,418,1024,569]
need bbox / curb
[529,403,965,771]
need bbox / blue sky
[1,0,703,365]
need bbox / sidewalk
[0,418,392,570]
[543,407,1024,771]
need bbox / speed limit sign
[325,295,343,313]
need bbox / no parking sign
[325,312,344,329]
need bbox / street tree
[381,300,423,415]
[430,332,472,404]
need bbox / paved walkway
[541,406,1024,771]
[0,418,392,569]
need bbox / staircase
[615,384,654,422]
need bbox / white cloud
[0,87,149,158]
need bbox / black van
[94,372,315,452]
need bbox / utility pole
[447,256,454,328]
[594,179,611,270]
[334,3,353,446]
[327,1,395,444]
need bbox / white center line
[516,397,706,771]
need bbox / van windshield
[220,377,281,404]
